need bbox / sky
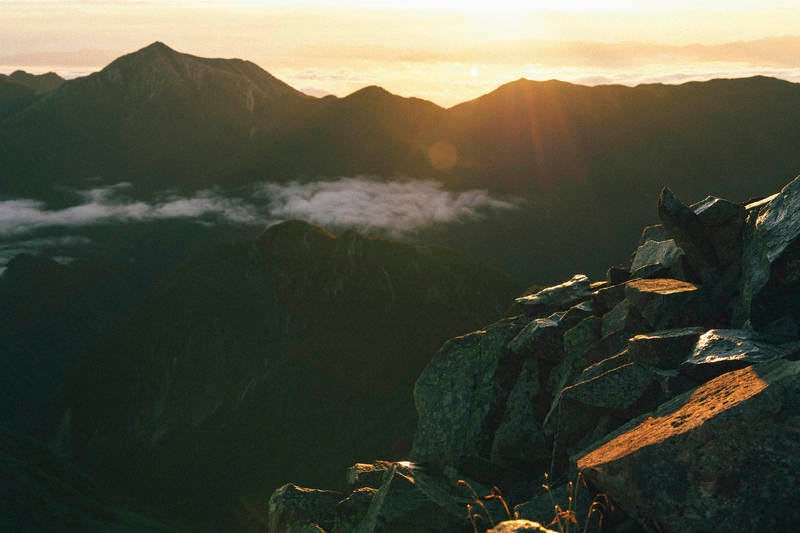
[2,1,800,105]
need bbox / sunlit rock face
[577,360,800,532]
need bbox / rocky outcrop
[269,176,800,532]
[577,360,800,532]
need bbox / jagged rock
[577,360,800,532]
[679,329,800,380]
[691,196,746,269]
[515,275,592,317]
[335,487,377,532]
[490,359,548,469]
[412,317,527,470]
[624,278,702,330]
[606,266,630,285]
[592,283,626,316]
[346,462,391,490]
[737,175,800,327]
[639,224,669,245]
[629,239,685,279]
[508,301,593,356]
[627,327,705,369]
[601,300,643,339]
[358,463,469,533]
[658,188,720,283]
[487,520,558,533]
[546,361,664,460]
[268,484,343,533]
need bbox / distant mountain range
[3,41,800,203]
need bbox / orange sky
[3,1,800,105]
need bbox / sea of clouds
[0,177,522,270]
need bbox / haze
[3,1,800,104]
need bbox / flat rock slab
[515,275,592,317]
[577,360,800,532]
[680,329,800,379]
[627,327,705,369]
[625,278,702,330]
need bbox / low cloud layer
[0,178,521,241]
[0,183,261,238]
[259,178,520,235]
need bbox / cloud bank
[0,178,521,240]
[259,178,520,236]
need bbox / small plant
[458,480,512,533]
[542,471,610,533]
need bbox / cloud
[0,184,262,237]
[0,178,521,241]
[258,178,521,236]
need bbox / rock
[561,362,658,411]
[577,360,800,532]
[624,278,703,330]
[412,317,527,470]
[515,275,592,317]
[679,329,800,380]
[629,239,685,279]
[508,301,593,357]
[639,224,669,245]
[490,359,548,469]
[487,520,558,533]
[346,462,391,490]
[606,266,630,285]
[358,463,469,533]
[736,175,800,326]
[658,188,721,283]
[627,327,705,369]
[691,196,746,268]
[268,484,343,533]
[601,300,643,339]
[592,283,626,316]
[546,362,663,459]
[335,487,377,532]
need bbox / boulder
[487,520,558,533]
[515,275,592,317]
[624,278,702,330]
[335,487,377,532]
[577,360,800,532]
[679,329,800,380]
[592,283,627,316]
[658,188,720,283]
[691,195,746,269]
[346,462,391,490]
[268,484,343,533]
[601,300,643,339]
[606,266,630,285]
[412,317,527,470]
[627,327,705,369]
[736,175,800,326]
[508,301,593,357]
[629,239,685,280]
[490,359,548,469]
[358,463,469,533]
[639,224,669,245]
